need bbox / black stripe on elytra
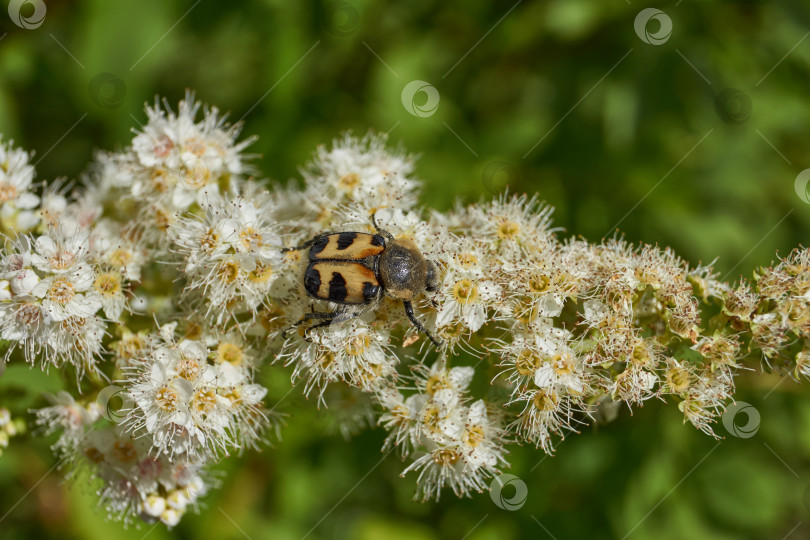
[371,234,384,246]
[363,281,380,302]
[303,266,321,297]
[337,232,357,250]
[309,235,329,259]
[328,271,348,302]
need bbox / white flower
[284,318,395,399]
[0,138,40,232]
[459,400,505,470]
[533,349,585,394]
[435,269,500,333]
[130,92,254,212]
[169,195,282,324]
[302,132,420,216]
[32,265,100,321]
[122,328,269,461]
[31,233,90,274]
[33,391,95,451]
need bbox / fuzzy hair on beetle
[282,214,442,346]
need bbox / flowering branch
[0,93,805,526]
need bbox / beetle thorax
[379,239,427,300]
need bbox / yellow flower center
[666,365,690,393]
[529,274,550,293]
[345,334,371,356]
[200,228,220,252]
[432,448,461,466]
[240,227,262,251]
[497,220,520,240]
[439,321,464,340]
[457,253,478,269]
[358,363,385,385]
[425,374,449,395]
[48,277,76,305]
[318,351,335,369]
[49,250,74,271]
[155,386,179,412]
[192,388,217,413]
[94,272,121,297]
[390,405,410,426]
[249,261,273,283]
[338,173,360,190]
[259,304,284,331]
[176,357,201,380]
[108,248,133,268]
[631,345,651,367]
[551,353,575,375]
[422,404,441,431]
[218,260,240,283]
[452,279,478,304]
[222,386,242,404]
[533,390,559,412]
[515,296,539,325]
[116,333,145,361]
[184,164,211,188]
[634,266,659,286]
[216,342,244,366]
[515,349,540,376]
[463,424,486,448]
[183,322,203,340]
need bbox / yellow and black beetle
[283,216,442,346]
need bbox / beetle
[282,216,442,346]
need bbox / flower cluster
[169,194,282,324]
[120,322,270,461]
[0,231,108,377]
[35,391,211,526]
[0,94,803,527]
[378,362,507,500]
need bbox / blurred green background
[1,0,810,538]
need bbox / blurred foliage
[0,0,809,539]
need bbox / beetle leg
[281,307,331,340]
[280,231,338,253]
[402,301,442,347]
[280,237,316,253]
[301,309,359,341]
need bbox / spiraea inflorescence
[0,94,804,526]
